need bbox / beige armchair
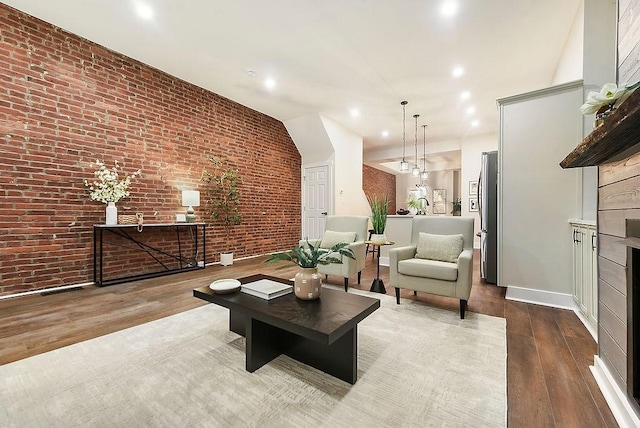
[299,216,368,292]
[389,216,474,318]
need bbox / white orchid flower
[84,160,141,204]
[580,83,629,115]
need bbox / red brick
[0,4,302,295]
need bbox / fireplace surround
[626,221,640,413]
[562,86,640,423]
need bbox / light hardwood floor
[0,251,617,427]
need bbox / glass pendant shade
[412,166,421,176]
[400,160,409,171]
[420,170,429,180]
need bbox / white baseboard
[505,285,574,309]
[379,256,389,267]
[591,356,640,427]
[0,282,93,300]
[572,302,598,342]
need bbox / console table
[93,223,206,286]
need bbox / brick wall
[0,5,302,296]
[362,164,396,214]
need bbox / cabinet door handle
[573,229,577,243]
[592,232,596,251]
[575,229,582,244]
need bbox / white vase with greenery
[368,195,389,243]
[84,159,141,225]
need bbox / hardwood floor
[0,251,617,427]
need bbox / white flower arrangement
[84,160,141,204]
[580,82,640,115]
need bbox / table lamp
[181,190,200,223]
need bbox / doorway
[303,164,332,240]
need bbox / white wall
[552,0,584,85]
[284,114,334,165]
[284,114,370,219]
[461,134,499,248]
[498,81,582,295]
[579,0,617,221]
[321,116,370,216]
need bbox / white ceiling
[3,0,581,160]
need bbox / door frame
[302,161,334,240]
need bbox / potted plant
[368,195,389,243]
[406,195,421,215]
[451,198,462,216]
[265,240,355,300]
[83,159,141,225]
[201,155,242,266]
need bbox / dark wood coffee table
[193,274,380,384]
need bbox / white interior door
[303,165,330,240]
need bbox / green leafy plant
[265,240,355,269]
[406,195,421,210]
[368,195,389,234]
[451,198,462,214]
[201,155,242,253]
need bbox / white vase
[370,233,387,244]
[220,252,233,266]
[105,202,117,225]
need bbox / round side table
[365,240,394,294]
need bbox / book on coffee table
[241,279,293,300]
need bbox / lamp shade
[181,190,200,207]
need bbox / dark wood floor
[0,251,618,427]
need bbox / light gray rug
[0,289,506,427]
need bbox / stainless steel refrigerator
[478,151,498,284]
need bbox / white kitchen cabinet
[570,220,597,337]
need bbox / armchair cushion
[415,232,464,263]
[320,230,356,249]
[398,258,458,281]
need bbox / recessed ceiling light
[350,108,360,118]
[382,130,389,137]
[264,78,276,90]
[452,66,464,78]
[460,91,471,100]
[466,106,475,114]
[471,120,480,127]
[134,1,154,20]
[441,1,458,17]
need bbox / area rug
[0,289,506,427]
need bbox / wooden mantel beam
[560,89,640,168]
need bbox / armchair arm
[347,241,366,272]
[455,248,474,299]
[389,245,416,287]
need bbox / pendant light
[421,124,429,180]
[400,101,409,171]
[412,114,421,176]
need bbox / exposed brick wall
[362,164,396,214]
[0,5,301,296]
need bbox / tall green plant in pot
[368,195,389,243]
[201,155,242,266]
